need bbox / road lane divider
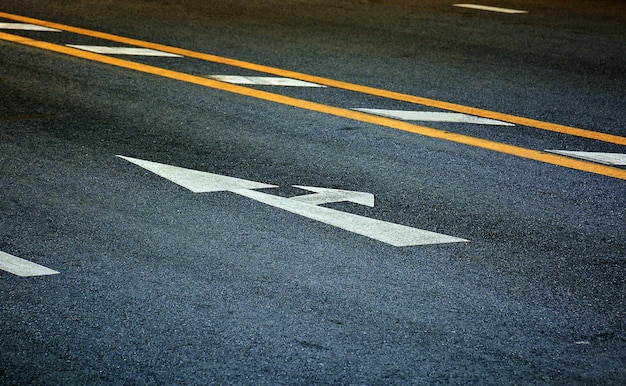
[66,45,183,57]
[453,4,528,14]
[1,31,625,180]
[0,22,61,32]
[353,108,514,126]
[0,11,624,147]
[545,151,626,166]
[206,75,325,87]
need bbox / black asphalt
[1,0,624,384]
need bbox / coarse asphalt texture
[1,0,624,384]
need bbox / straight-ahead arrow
[118,156,468,247]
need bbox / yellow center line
[0,31,625,181]
[1,11,625,146]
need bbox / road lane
[0,27,624,180]
[1,10,624,146]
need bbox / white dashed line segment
[354,108,514,126]
[66,45,183,57]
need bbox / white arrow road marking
[353,108,514,126]
[0,251,59,277]
[545,151,626,166]
[453,4,528,14]
[118,156,468,247]
[0,22,61,32]
[65,45,183,57]
[206,75,326,87]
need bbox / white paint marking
[117,155,277,192]
[354,108,514,126]
[236,189,466,246]
[207,75,325,87]
[0,22,61,32]
[291,186,375,207]
[118,156,468,247]
[454,4,528,14]
[65,45,183,57]
[0,251,59,277]
[545,150,626,166]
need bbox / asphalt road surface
[1,0,624,384]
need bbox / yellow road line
[1,11,624,146]
[1,31,625,180]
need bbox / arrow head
[291,185,375,207]
[117,156,277,192]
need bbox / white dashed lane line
[545,151,626,166]
[453,4,528,14]
[66,45,183,57]
[206,75,325,87]
[0,22,61,32]
[354,108,514,126]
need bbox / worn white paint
[354,108,514,126]
[207,75,325,87]
[0,251,59,277]
[66,45,182,57]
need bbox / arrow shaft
[290,192,357,206]
[231,189,467,247]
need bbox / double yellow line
[1,11,625,180]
